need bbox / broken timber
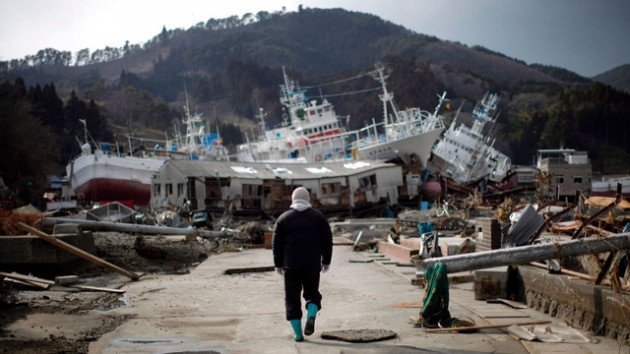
[418,233,630,274]
[224,266,275,275]
[423,320,551,333]
[17,222,140,280]
[41,217,232,240]
[0,271,125,293]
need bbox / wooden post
[423,320,551,333]
[418,233,630,274]
[17,222,140,280]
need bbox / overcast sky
[1,0,628,77]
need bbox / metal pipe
[418,233,630,274]
[41,217,232,240]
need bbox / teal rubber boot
[290,319,303,342]
[304,303,318,336]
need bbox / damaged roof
[158,159,399,180]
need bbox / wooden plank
[595,251,616,285]
[0,271,124,293]
[2,277,49,289]
[17,222,140,280]
[423,320,551,333]
[390,302,422,308]
[586,224,615,236]
[486,298,528,309]
[0,271,54,285]
[529,262,594,280]
[485,315,530,319]
[224,266,275,275]
[72,285,126,293]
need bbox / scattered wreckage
[3,169,630,348]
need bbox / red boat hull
[74,178,150,206]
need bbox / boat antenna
[450,100,465,128]
[79,119,88,144]
[433,91,449,117]
[78,118,99,150]
[183,84,191,119]
[211,105,220,138]
[372,61,399,126]
[257,107,268,134]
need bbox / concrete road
[90,239,625,353]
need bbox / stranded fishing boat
[347,62,446,165]
[237,63,446,166]
[236,67,349,163]
[431,92,511,183]
[66,103,228,207]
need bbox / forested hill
[3,7,565,94]
[2,7,630,208]
[594,64,630,93]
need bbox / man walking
[273,186,333,342]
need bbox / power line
[301,69,377,90]
[305,86,381,100]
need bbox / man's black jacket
[273,207,333,270]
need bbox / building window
[166,184,173,196]
[322,182,341,195]
[154,184,161,196]
[358,174,377,191]
[177,183,185,197]
[574,176,583,184]
[555,175,565,184]
[518,173,533,183]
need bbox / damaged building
[536,149,592,200]
[150,159,405,217]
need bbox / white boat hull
[67,151,165,206]
[357,127,445,165]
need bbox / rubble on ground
[3,177,630,349]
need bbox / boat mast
[432,91,449,118]
[373,62,400,126]
[280,66,304,128]
[256,107,269,142]
[471,92,499,135]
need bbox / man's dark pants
[284,268,322,320]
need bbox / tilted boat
[431,92,511,183]
[347,62,446,165]
[237,63,447,166]
[66,104,228,207]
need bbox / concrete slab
[377,242,418,262]
[473,266,509,300]
[0,233,95,266]
[73,245,626,353]
[519,265,630,344]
